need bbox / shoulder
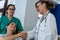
[13,17,20,21]
[48,12,56,19]
[1,16,6,18]
[0,16,6,20]
[46,12,56,23]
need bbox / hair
[35,0,55,9]
[6,4,15,10]
[5,4,15,15]
[6,22,16,34]
[6,22,16,26]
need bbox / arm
[5,34,20,40]
[4,32,27,40]
[0,36,5,40]
[26,27,36,40]
[17,27,36,40]
[5,27,36,40]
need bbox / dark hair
[6,22,15,26]
[35,0,55,9]
[6,22,16,34]
[6,4,15,10]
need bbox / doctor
[3,0,58,40]
[24,0,58,40]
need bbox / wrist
[16,34,21,38]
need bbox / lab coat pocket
[40,26,46,32]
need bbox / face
[7,6,15,16]
[36,2,45,14]
[7,22,16,32]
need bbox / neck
[8,15,13,19]
[6,29,13,36]
[42,9,48,17]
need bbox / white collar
[44,11,50,19]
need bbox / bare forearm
[5,34,20,40]
[5,32,27,40]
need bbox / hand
[0,36,5,40]
[17,32,27,40]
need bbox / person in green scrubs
[0,4,23,34]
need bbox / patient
[0,22,26,40]
[6,22,16,37]
[0,22,16,40]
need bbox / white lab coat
[26,11,58,40]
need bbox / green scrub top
[0,16,23,34]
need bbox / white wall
[14,0,27,27]
[24,0,38,31]
[14,0,38,31]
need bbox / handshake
[0,32,27,40]
[17,32,27,40]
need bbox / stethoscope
[36,11,50,40]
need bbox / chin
[10,15,13,16]
[38,11,41,13]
